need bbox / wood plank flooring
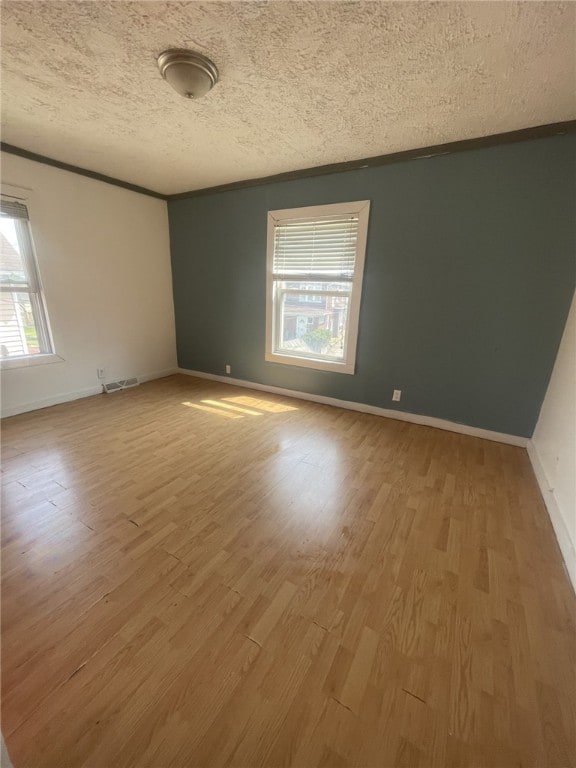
[1,374,574,768]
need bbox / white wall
[0,152,176,416]
[529,291,576,591]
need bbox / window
[0,193,54,364]
[266,200,370,374]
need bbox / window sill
[265,350,354,374]
[0,353,64,371]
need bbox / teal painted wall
[168,135,576,437]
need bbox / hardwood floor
[1,374,574,768]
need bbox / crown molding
[2,120,574,203]
[0,142,167,200]
[168,120,576,201]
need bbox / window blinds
[272,214,359,280]
[0,198,29,220]
[0,198,36,291]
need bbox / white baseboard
[1,384,103,418]
[527,441,576,592]
[176,367,528,448]
[1,367,177,418]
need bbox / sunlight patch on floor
[181,394,299,419]
[181,402,241,419]
[201,399,263,416]
[223,396,298,413]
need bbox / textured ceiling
[1,1,575,195]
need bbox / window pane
[276,289,350,361]
[0,292,40,358]
[283,280,350,292]
[0,217,29,287]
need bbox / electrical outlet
[225,364,231,375]
[97,367,106,380]
[392,389,401,402]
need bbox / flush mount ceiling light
[157,49,218,100]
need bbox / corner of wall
[527,440,576,593]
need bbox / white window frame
[265,200,370,374]
[0,184,59,370]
